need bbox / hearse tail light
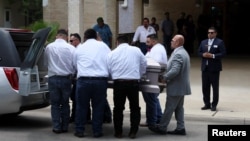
[3,68,19,90]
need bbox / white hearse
[0,27,51,116]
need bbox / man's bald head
[171,34,185,49]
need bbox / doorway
[4,9,11,28]
[201,0,250,55]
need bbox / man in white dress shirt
[73,29,111,138]
[141,34,168,129]
[132,17,156,55]
[108,35,147,139]
[44,29,76,134]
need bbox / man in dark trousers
[108,35,147,139]
[198,26,226,111]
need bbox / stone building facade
[42,0,201,48]
[2,0,248,54]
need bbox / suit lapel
[209,38,216,52]
[167,52,174,66]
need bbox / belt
[114,79,138,82]
[79,77,108,80]
[51,75,72,79]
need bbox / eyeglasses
[208,32,214,34]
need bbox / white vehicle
[0,27,51,116]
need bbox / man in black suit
[198,26,226,111]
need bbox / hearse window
[22,38,43,68]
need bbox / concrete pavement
[1,55,248,141]
[106,55,250,124]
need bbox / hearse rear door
[18,27,51,96]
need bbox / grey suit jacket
[164,46,191,96]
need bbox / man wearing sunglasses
[198,26,226,112]
[69,33,82,48]
[69,33,92,124]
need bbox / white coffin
[139,58,165,93]
[108,58,166,93]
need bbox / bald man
[149,34,191,135]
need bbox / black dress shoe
[74,132,85,138]
[93,132,103,138]
[61,130,68,133]
[167,129,186,135]
[211,107,216,111]
[148,125,167,135]
[128,132,137,139]
[52,129,62,134]
[114,133,123,138]
[201,106,211,110]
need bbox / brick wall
[43,0,202,47]
[43,0,68,29]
